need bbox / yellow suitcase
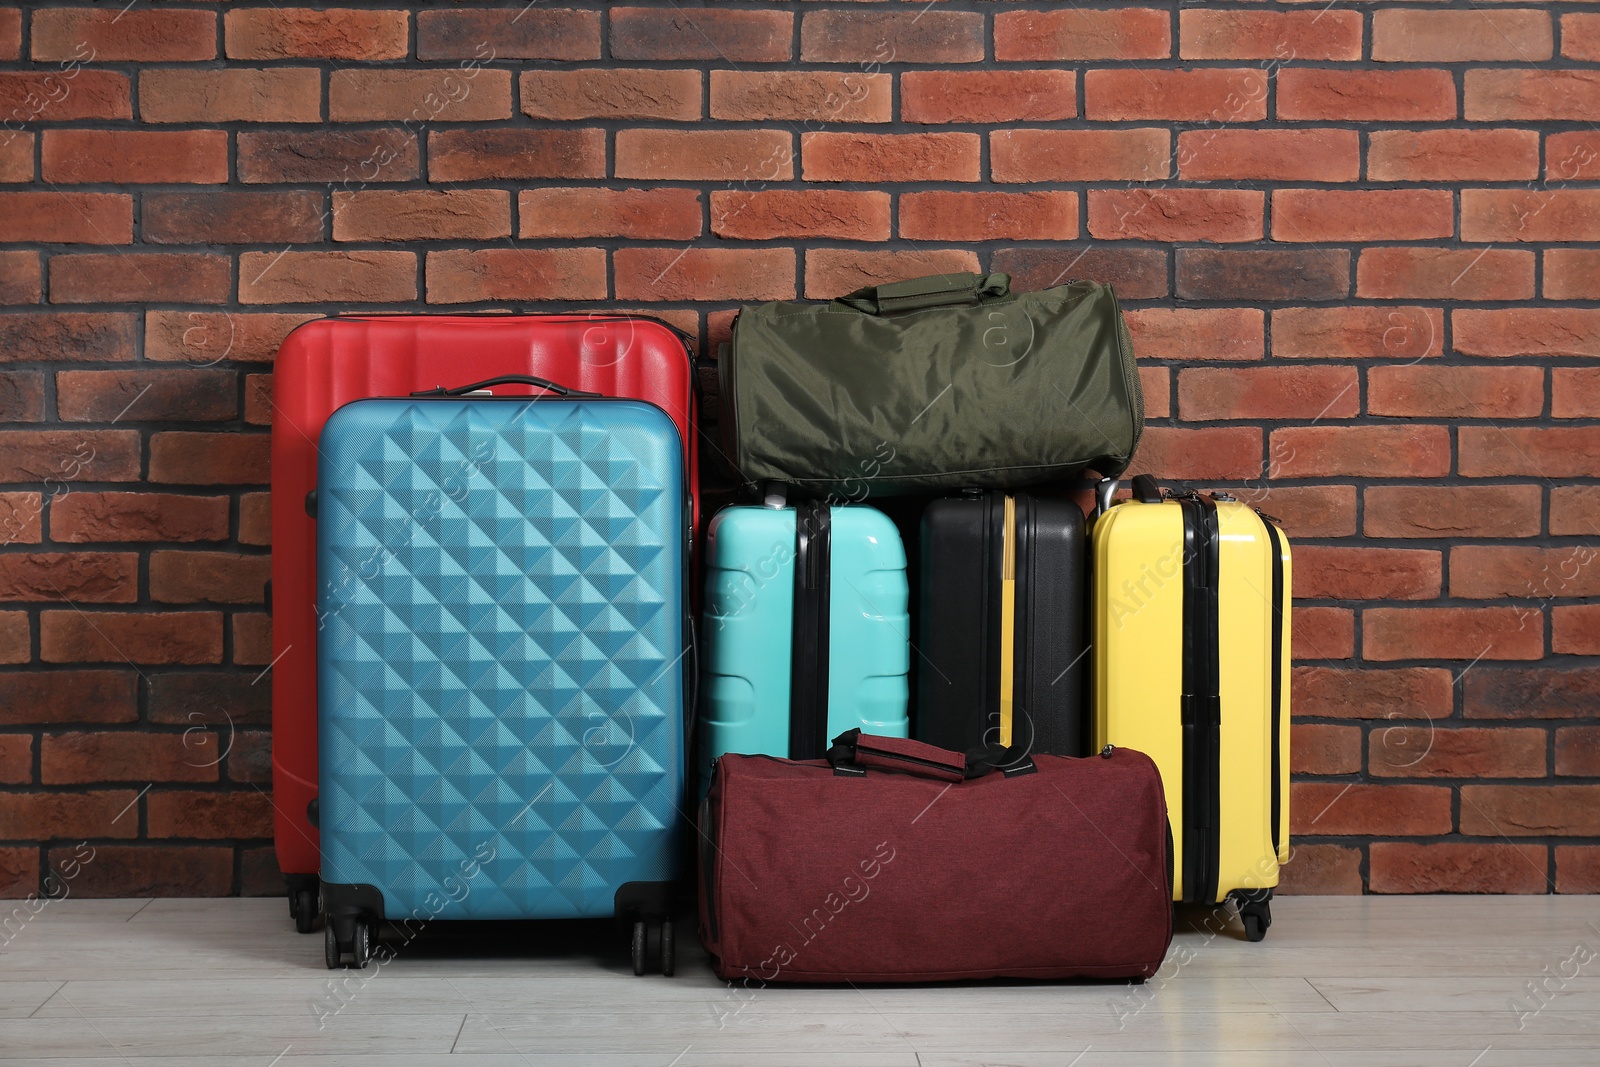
[1091,476,1290,942]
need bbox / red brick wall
[0,2,1596,897]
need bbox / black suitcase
[917,491,1089,758]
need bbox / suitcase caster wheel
[351,920,373,969]
[293,889,318,935]
[661,919,675,978]
[631,920,647,976]
[1240,902,1271,943]
[324,924,342,970]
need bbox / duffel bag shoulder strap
[833,272,1010,315]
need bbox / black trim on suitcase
[1178,498,1201,904]
[1012,494,1033,759]
[321,881,384,927]
[1178,495,1223,906]
[1265,520,1286,857]
[790,501,832,760]
[615,880,676,925]
[1197,496,1223,907]
[984,494,1005,751]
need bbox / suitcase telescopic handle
[826,729,1036,781]
[411,374,601,398]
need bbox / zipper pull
[1100,744,1115,758]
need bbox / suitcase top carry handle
[411,374,601,399]
[834,272,1010,315]
[1095,474,1164,515]
[827,729,1035,781]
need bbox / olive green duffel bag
[719,271,1143,497]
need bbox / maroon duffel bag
[698,731,1173,984]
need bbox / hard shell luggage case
[698,731,1173,983]
[271,315,697,932]
[315,380,689,974]
[701,499,910,777]
[917,491,1088,759]
[1090,475,1291,942]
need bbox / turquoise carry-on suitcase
[315,375,690,975]
[701,496,910,780]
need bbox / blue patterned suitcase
[314,379,689,974]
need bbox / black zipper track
[1265,520,1286,857]
[789,502,831,760]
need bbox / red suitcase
[698,732,1173,984]
[269,314,699,931]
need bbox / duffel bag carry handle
[834,272,1010,315]
[827,729,1035,781]
[412,374,601,398]
[1094,474,1163,516]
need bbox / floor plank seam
[26,980,67,1020]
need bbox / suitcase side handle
[827,729,1035,782]
[1095,474,1164,515]
[833,272,1010,315]
[411,374,602,398]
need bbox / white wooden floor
[0,896,1597,1065]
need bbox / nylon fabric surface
[726,280,1143,495]
[699,748,1172,983]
